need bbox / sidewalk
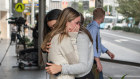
[0,39,46,79]
[102,61,140,79]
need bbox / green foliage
[27,40,34,47]
[23,36,30,44]
[112,26,140,34]
[84,17,92,27]
[112,26,122,30]
[116,0,140,25]
[129,27,140,34]
[19,36,30,45]
[121,74,127,79]
[77,2,83,13]
[122,27,130,32]
[77,1,95,14]
[88,7,95,14]
[108,77,113,79]
[108,74,127,79]
[104,5,112,12]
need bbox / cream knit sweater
[48,32,79,79]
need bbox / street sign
[22,0,29,4]
[24,4,39,7]
[15,3,25,12]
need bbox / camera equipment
[8,17,26,26]
[0,17,26,66]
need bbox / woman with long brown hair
[41,7,94,79]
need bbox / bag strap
[96,32,98,53]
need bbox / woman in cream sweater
[42,7,80,79]
[42,7,94,79]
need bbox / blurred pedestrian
[86,8,115,79]
[11,24,17,43]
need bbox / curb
[100,57,140,67]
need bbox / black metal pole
[38,0,46,68]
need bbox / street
[0,30,140,79]
[100,30,140,53]
[100,30,140,79]
[100,30,140,63]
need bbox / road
[100,30,140,53]
[99,30,140,79]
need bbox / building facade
[0,0,10,39]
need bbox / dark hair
[93,8,105,20]
[43,9,62,39]
[80,13,84,26]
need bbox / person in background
[43,9,62,39]
[86,8,115,79]
[41,9,62,64]
[11,24,17,43]
[41,9,62,54]
[32,13,39,49]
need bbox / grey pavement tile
[102,61,140,79]
[0,40,46,79]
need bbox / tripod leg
[0,43,11,66]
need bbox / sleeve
[101,44,108,53]
[87,26,99,58]
[61,33,91,75]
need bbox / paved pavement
[102,61,140,79]
[0,38,140,79]
[0,39,46,79]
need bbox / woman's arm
[61,33,93,75]
[46,33,93,75]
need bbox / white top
[61,32,94,77]
[48,32,79,79]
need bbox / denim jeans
[99,71,104,79]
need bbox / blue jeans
[99,71,104,79]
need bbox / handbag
[92,63,99,79]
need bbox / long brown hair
[79,13,93,43]
[41,7,80,51]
